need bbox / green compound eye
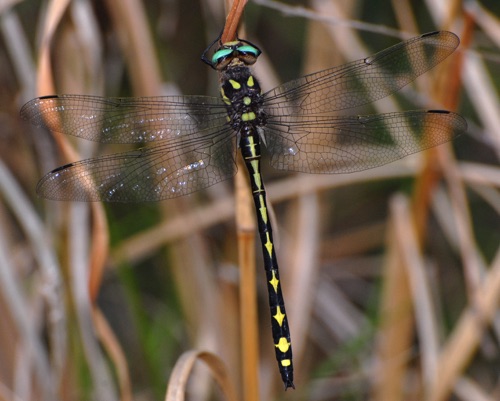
[237,45,261,57]
[211,48,234,66]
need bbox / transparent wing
[36,125,237,202]
[20,94,229,143]
[263,31,459,115]
[264,110,466,173]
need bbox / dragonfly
[21,30,466,389]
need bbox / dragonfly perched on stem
[21,30,466,389]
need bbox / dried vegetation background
[0,0,499,400]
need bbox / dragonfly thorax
[220,65,266,134]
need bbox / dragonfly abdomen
[239,130,295,390]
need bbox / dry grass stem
[165,351,238,401]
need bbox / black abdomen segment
[239,132,294,390]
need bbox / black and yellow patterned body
[218,48,294,389]
[22,31,466,391]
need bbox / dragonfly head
[202,39,262,70]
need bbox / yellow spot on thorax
[241,112,256,122]
[220,88,231,105]
[229,79,241,89]
[247,75,255,87]
[243,96,251,106]
[275,337,291,353]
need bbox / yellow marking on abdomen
[269,269,279,293]
[246,136,256,152]
[281,359,291,367]
[258,195,267,223]
[265,233,273,257]
[273,306,285,326]
[249,160,261,187]
[275,337,291,353]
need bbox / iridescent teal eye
[237,45,261,57]
[211,48,234,65]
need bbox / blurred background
[0,0,499,400]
